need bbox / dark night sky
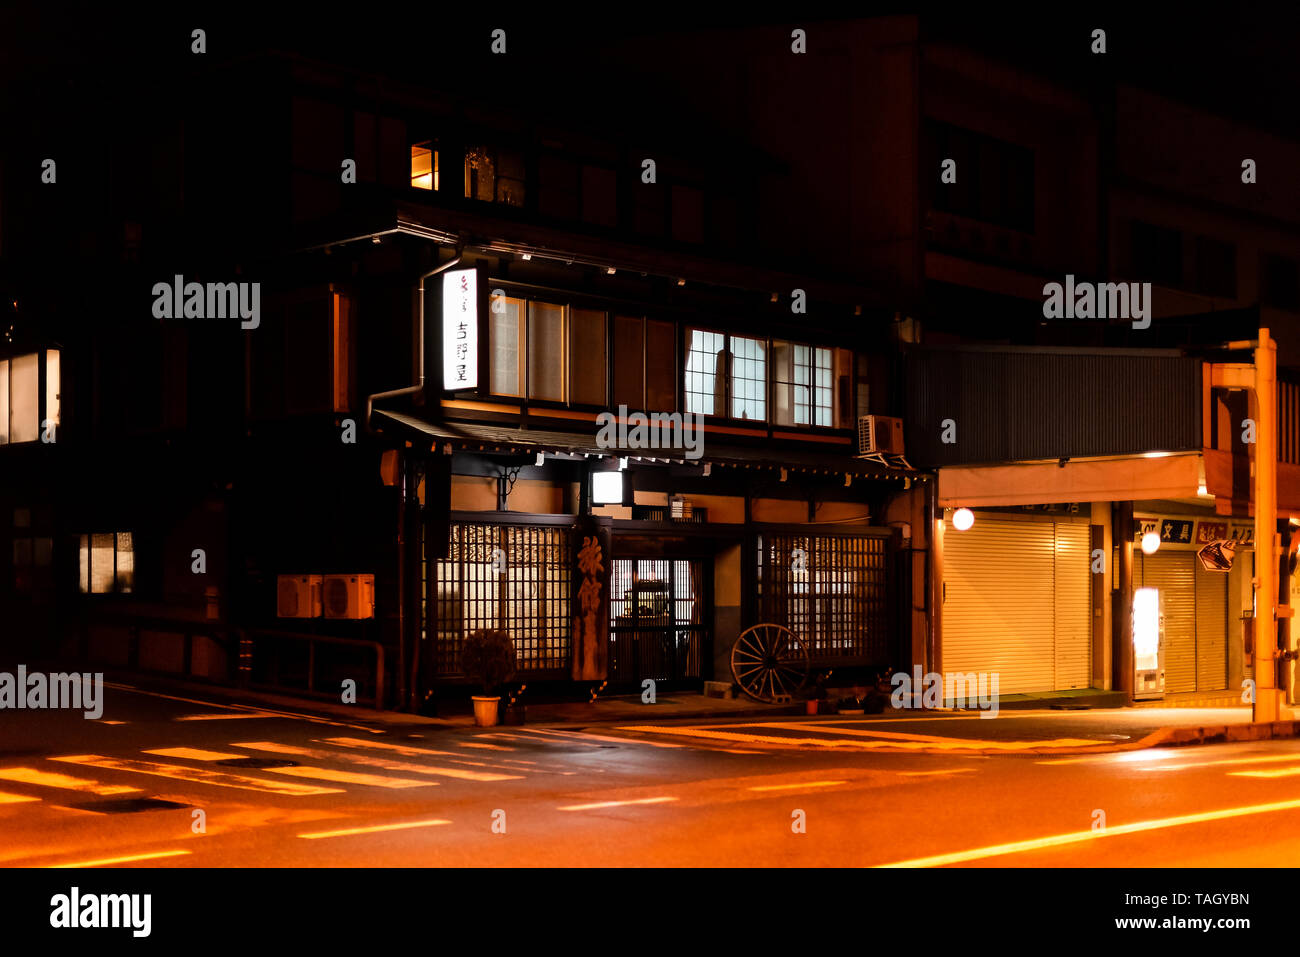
[1,5,1296,143]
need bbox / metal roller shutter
[1053,523,1092,690]
[943,518,1056,694]
[1141,551,1197,693]
[1195,561,1228,691]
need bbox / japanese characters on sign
[1136,518,1254,549]
[1196,521,1228,544]
[442,267,478,390]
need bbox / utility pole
[1253,329,1281,722]
[1212,328,1282,723]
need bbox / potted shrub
[461,629,517,727]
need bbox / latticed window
[428,522,573,675]
[755,533,889,662]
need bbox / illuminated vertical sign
[442,267,478,390]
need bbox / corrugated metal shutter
[1054,523,1092,690]
[1141,552,1196,693]
[1195,561,1228,691]
[943,518,1056,693]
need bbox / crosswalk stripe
[0,791,41,804]
[50,755,342,796]
[321,737,459,758]
[0,767,142,796]
[543,729,685,749]
[1229,766,1300,779]
[505,728,605,748]
[749,780,847,791]
[298,819,452,840]
[558,797,678,811]
[144,747,247,761]
[175,713,270,721]
[232,741,521,782]
[50,850,192,868]
[263,765,437,788]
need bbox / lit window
[79,532,134,594]
[411,143,439,190]
[45,349,60,430]
[465,146,525,207]
[489,296,525,396]
[527,302,565,401]
[0,351,58,445]
[9,353,38,443]
[685,329,725,415]
[728,334,766,421]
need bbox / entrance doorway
[609,558,709,686]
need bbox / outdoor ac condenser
[857,415,905,456]
[276,574,322,618]
[323,573,376,619]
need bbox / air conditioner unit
[277,574,322,618]
[323,574,375,619]
[857,415,905,456]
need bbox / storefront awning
[374,409,915,480]
[937,453,1202,507]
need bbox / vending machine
[1132,586,1165,700]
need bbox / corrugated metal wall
[905,348,1203,467]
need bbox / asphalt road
[1,685,1296,867]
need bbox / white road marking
[298,819,452,840]
[0,767,142,796]
[879,795,1300,867]
[50,755,342,796]
[50,849,191,868]
[748,780,847,791]
[558,796,679,811]
[233,741,520,782]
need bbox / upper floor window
[685,329,726,416]
[729,335,766,421]
[925,120,1035,233]
[13,507,52,594]
[465,145,525,207]
[0,350,59,445]
[772,341,832,427]
[489,297,607,405]
[79,531,133,595]
[1194,236,1237,299]
[411,142,439,190]
[1262,254,1300,311]
[1130,221,1183,289]
[684,330,767,421]
[614,316,674,412]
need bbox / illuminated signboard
[442,267,478,390]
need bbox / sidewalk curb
[1155,719,1300,748]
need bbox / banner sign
[442,267,478,390]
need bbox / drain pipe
[364,244,464,711]
[365,243,465,433]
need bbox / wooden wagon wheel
[731,623,810,703]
